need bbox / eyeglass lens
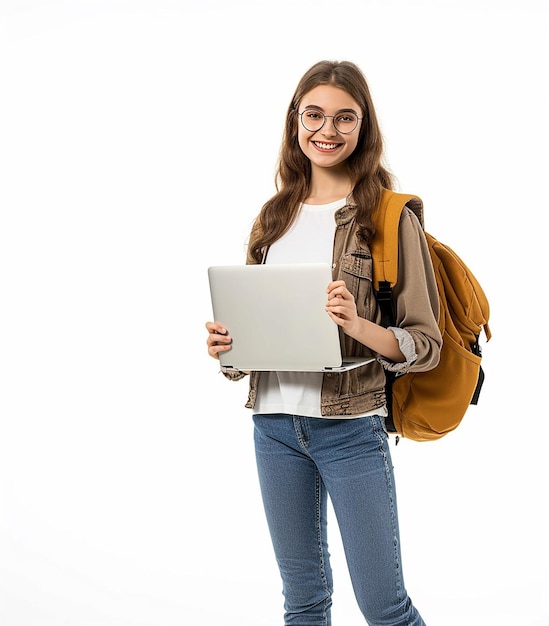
[300,109,359,134]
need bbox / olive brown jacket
[224,203,442,417]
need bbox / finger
[328,287,352,303]
[327,289,343,302]
[207,332,232,349]
[206,323,229,344]
[326,295,348,309]
[208,340,232,359]
[326,280,347,296]
[326,309,345,326]
[206,321,232,361]
[206,321,227,335]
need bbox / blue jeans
[253,413,426,626]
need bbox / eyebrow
[301,105,359,114]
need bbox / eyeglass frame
[298,108,363,135]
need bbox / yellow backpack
[371,189,492,442]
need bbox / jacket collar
[334,203,357,226]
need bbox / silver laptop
[207,263,375,372]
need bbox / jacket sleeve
[220,366,248,381]
[377,208,442,374]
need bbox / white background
[1,1,547,625]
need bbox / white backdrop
[1,1,547,625]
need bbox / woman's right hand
[205,321,232,360]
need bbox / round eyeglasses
[299,108,362,134]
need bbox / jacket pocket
[340,251,372,277]
[340,251,374,320]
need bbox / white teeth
[314,141,339,150]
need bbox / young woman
[206,60,442,626]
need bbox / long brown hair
[247,60,394,264]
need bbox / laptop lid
[207,263,374,372]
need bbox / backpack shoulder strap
[371,189,424,291]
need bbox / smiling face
[297,84,363,172]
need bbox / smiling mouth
[312,141,341,151]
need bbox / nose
[320,116,337,137]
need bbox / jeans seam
[370,415,404,606]
[290,416,331,625]
[315,468,330,626]
[293,415,309,453]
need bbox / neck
[304,164,353,205]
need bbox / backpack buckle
[376,281,394,329]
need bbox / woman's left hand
[326,280,360,336]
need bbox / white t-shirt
[254,198,386,419]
